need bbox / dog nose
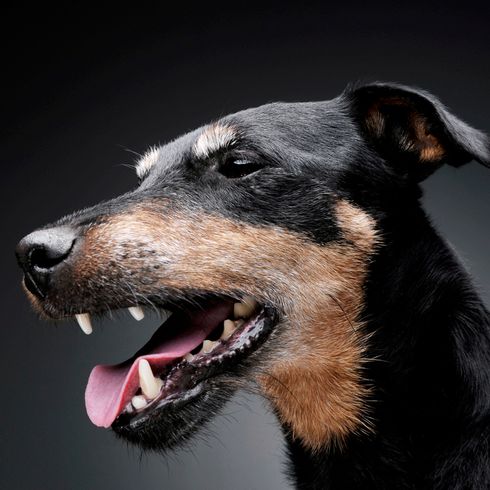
[16,227,77,298]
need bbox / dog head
[16,83,489,452]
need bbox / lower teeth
[125,301,260,414]
[131,395,147,409]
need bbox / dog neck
[285,205,490,489]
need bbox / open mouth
[83,296,276,433]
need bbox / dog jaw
[61,198,379,450]
[258,200,379,451]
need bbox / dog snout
[16,227,77,299]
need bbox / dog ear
[348,82,490,181]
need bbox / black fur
[16,83,490,488]
[287,205,490,489]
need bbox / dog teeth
[123,302,261,417]
[75,313,93,335]
[131,395,147,410]
[233,296,257,319]
[73,306,174,335]
[128,306,145,321]
[138,359,163,399]
[185,316,248,361]
[221,319,238,340]
[202,340,218,354]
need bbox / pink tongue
[85,303,231,428]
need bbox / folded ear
[347,82,490,181]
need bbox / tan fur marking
[78,200,379,449]
[258,201,378,451]
[365,105,385,138]
[193,123,237,158]
[412,113,445,162]
[135,146,160,179]
[335,200,378,252]
[365,97,445,163]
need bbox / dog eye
[217,157,264,179]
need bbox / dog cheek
[69,201,380,451]
[256,201,379,451]
[54,199,379,451]
[257,291,370,452]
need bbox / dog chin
[112,379,234,451]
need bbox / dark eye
[217,157,264,179]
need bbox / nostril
[29,243,73,270]
[16,227,77,271]
[16,227,78,298]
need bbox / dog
[16,82,490,489]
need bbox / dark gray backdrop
[2,3,489,489]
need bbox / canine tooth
[131,395,147,410]
[221,319,237,340]
[184,352,195,362]
[138,359,163,399]
[128,306,145,321]
[202,340,218,354]
[75,313,93,335]
[233,297,257,319]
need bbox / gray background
[1,3,489,489]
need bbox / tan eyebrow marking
[135,146,161,179]
[193,123,237,159]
